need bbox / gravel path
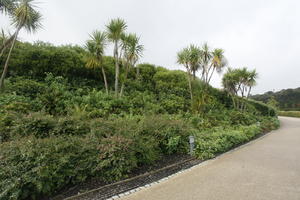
[120,117,300,200]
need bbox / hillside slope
[252,88,300,111]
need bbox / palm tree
[0,0,42,90]
[207,48,227,84]
[120,33,143,96]
[85,30,108,94]
[188,44,202,80]
[246,69,258,98]
[177,47,193,100]
[106,18,127,97]
[200,42,212,83]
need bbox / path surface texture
[120,117,300,200]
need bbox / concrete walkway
[120,117,300,200]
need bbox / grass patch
[278,111,300,118]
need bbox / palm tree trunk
[120,64,130,97]
[101,67,108,95]
[187,70,193,101]
[114,41,119,97]
[0,29,19,91]
[207,66,216,84]
[247,86,252,98]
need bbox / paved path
[120,117,300,200]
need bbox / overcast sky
[1,0,299,94]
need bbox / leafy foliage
[0,36,280,200]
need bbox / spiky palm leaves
[222,67,258,98]
[85,31,109,94]
[0,0,16,14]
[106,18,127,97]
[120,33,144,96]
[178,43,226,86]
[177,46,198,101]
[0,0,42,90]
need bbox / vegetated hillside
[251,88,300,111]
[0,41,279,200]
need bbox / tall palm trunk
[247,86,252,98]
[120,64,129,97]
[101,67,108,95]
[207,65,216,84]
[187,69,193,101]
[114,41,119,97]
[0,28,19,91]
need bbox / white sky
[1,0,300,94]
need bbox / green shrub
[5,113,91,141]
[140,116,193,154]
[11,112,56,139]
[0,136,100,200]
[228,110,257,126]
[260,117,280,132]
[194,118,278,160]
[5,77,46,99]
[0,94,42,114]
[97,135,138,181]
[247,99,277,117]
[0,135,145,200]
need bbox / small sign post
[189,135,195,155]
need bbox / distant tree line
[251,88,300,111]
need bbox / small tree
[177,47,194,101]
[106,18,127,97]
[120,33,144,96]
[85,30,109,94]
[222,67,258,110]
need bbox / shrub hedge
[195,118,279,159]
[0,116,279,200]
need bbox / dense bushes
[0,115,196,200]
[195,118,279,159]
[1,136,102,200]
[0,41,280,200]
[247,99,277,117]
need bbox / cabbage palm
[200,43,212,83]
[207,48,227,84]
[106,18,127,97]
[0,0,42,90]
[188,44,202,80]
[246,69,258,98]
[177,47,193,100]
[120,33,143,96]
[85,30,108,94]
